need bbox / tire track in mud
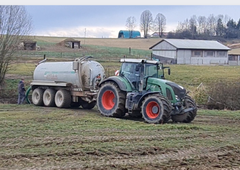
[34,147,233,170]
[0,133,215,149]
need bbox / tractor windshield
[120,62,164,79]
[144,64,158,78]
[120,63,139,78]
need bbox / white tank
[33,59,105,90]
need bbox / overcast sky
[18,4,240,38]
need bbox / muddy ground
[0,105,240,170]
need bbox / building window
[192,50,203,57]
[205,51,214,57]
[229,55,238,61]
[217,51,226,57]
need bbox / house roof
[149,39,231,50]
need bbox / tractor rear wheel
[97,82,126,118]
[171,95,197,123]
[141,95,164,124]
[32,88,44,106]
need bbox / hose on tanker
[25,86,32,104]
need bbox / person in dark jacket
[18,78,26,104]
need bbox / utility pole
[84,28,86,45]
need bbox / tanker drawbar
[30,56,105,109]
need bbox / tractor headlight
[175,95,180,101]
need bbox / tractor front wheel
[97,82,126,118]
[141,95,164,124]
[171,95,197,123]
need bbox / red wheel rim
[102,90,115,110]
[146,101,159,119]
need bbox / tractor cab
[119,59,170,91]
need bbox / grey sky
[22,5,240,38]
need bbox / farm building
[149,39,230,65]
[18,40,37,50]
[59,38,81,49]
[228,49,240,66]
[151,32,168,38]
[118,30,141,38]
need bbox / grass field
[0,104,240,169]
[1,36,240,169]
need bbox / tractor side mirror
[168,68,171,75]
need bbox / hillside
[33,36,162,51]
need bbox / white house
[149,39,231,65]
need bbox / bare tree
[140,10,153,38]
[189,15,197,38]
[154,13,166,38]
[126,16,136,38]
[207,14,217,36]
[0,5,32,84]
[197,16,207,34]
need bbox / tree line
[126,10,240,41]
[168,14,240,40]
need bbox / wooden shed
[149,39,230,65]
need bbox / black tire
[71,101,81,108]
[43,88,56,107]
[128,110,142,118]
[32,88,44,106]
[71,97,81,108]
[159,95,172,123]
[81,100,96,109]
[183,95,197,123]
[171,95,197,123]
[141,95,164,124]
[55,89,71,108]
[97,82,126,118]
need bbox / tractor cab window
[144,64,158,78]
[121,62,141,89]
[121,63,139,79]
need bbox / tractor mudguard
[126,91,161,110]
[99,76,131,92]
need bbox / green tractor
[96,58,197,124]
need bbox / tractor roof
[120,58,160,64]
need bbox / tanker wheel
[43,88,56,107]
[171,95,197,123]
[32,88,44,106]
[141,95,164,124]
[81,100,96,109]
[159,95,172,123]
[55,89,71,108]
[97,82,126,118]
